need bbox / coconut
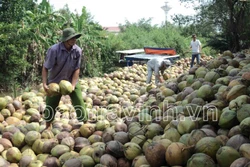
[218,109,239,129]
[59,80,73,95]
[162,127,181,142]
[28,160,43,167]
[92,143,106,163]
[215,135,229,146]
[11,131,25,148]
[117,158,131,167]
[79,123,96,138]
[237,104,250,122]
[145,123,163,139]
[187,129,207,147]
[100,154,117,167]
[239,143,250,159]
[96,120,110,131]
[187,153,216,167]
[165,142,191,166]
[62,158,82,167]
[113,132,129,144]
[239,117,250,136]
[0,97,8,110]
[43,157,60,167]
[25,131,41,146]
[226,85,247,102]
[132,155,149,167]
[130,135,146,147]
[56,131,72,143]
[123,142,142,160]
[105,141,124,158]
[226,134,250,150]
[32,139,45,155]
[47,83,60,96]
[79,145,93,157]
[114,121,127,132]
[51,144,70,158]
[0,156,10,167]
[144,142,166,167]
[6,147,22,163]
[197,84,214,101]
[42,139,58,154]
[194,137,221,160]
[61,137,75,150]
[230,157,250,167]
[0,138,13,150]
[128,125,145,139]
[216,146,241,167]
[41,129,55,139]
[177,117,198,135]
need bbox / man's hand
[43,83,50,96]
[159,77,164,83]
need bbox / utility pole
[161,1,171,24]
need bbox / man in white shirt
[190,34,202,68]
[146,58,172,85]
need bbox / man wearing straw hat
[42,27,88,130]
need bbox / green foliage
[0,23,30,90]
[175,0,250,52]
[0,0,36,23]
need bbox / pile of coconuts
[0,49,250,167]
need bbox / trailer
[116,48,180,66]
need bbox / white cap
[164,59,172,66]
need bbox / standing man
[42,27,88,130]
[190,34,202,68]
[146,58,171,85]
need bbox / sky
[38,0,196,26]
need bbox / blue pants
[190,54,200,68]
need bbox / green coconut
[177,116,198,135]
[59,152,79,165]
[145,123,163,139]
[123,142,142,160]
[51,144,70,158]
[11,131,25,148]
[204,71,220,83]
[0,97,7,110]
[62,158,82,167]
[131,135,146,147]
[25,130,41,146]
[6,147,22,163]
[47,83,60,96]
[187,129,207,147]
[162,127,181,142]
[239,117,250,136]
[195,137,222,160]
[197,84,214,101]
[226,85,247,102]
[59,80,73,95]
[216,146,241,167]
[132,155,149,167]
[31,139,45,155]
[79,123,96,138]
[27,160,43,167]
[218,109,239,129]
[187,153,216,167]
[179,133,190,145]
[77,155,95,167]
[237,104,250,122]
